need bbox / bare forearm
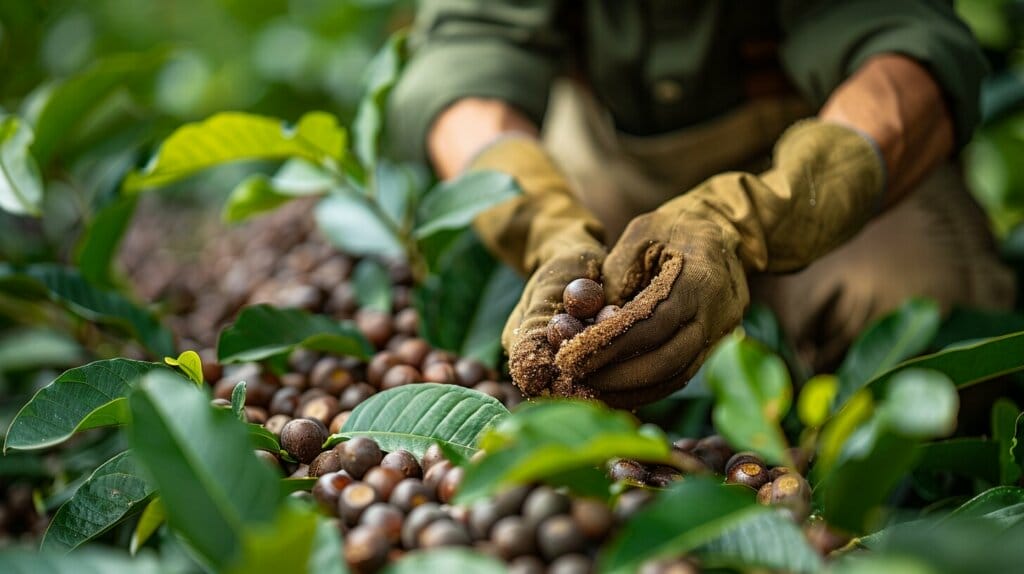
[820,54,954,205]
[427,98,540,180]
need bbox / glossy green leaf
[414,171,520,241]
[5,359,164,452]
[128,371,281,570]
[459,264,524,368]
[248,423,288,458]
[315,188,405,259]
[834,299,940,409]
[42,450,154,552]
[353,32,407,170]
[130,497,165,555]
[705,333,792,465]
[598,478,757,574]
[817,369,959,533]
[696,509,823,573]
[865,329,1024,397]
[0,547,164,574]
[328,384,509,461]
[75,195,138,288]
[0,327,83,372]
[124,111,346,191]
[992,399,1022,484]
[859,487,1024,552]
[381,548,505,574]
[915,438,1002,484]
[164,350,204,385]
[0,115,44,216]
[218,304,372,363]
[416,231,511,358]
[352,259,392,313]
[232,382,247,421]
[458,400,669,504]
[0,264,174,357]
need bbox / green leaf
[218,304,372,364]
[416,231,517,360]
[164,350,204,385]
[308,516,348,574]
[457,400,669,504]
[353,32,407,170]
[817,369,959,533]
[992,399,1022,484]
[4,359,164,452]
[130,497,165,555]
[414,171,520,241]
[280,478,318,496]
[835,299,941,410]
[127,370,281,570]
[315,188,405,259]
[381,548,506,574]
[328,384,509,461]
[864,329,1024,398]
[696,509,823,573]
[0,115,43,216]
[743,303,809,383]
[42,451,154,552]
[0,547,164,574]
[598,477,757,574]
[797,375,838,428]
[124,111,346,192]
[249,423,288,458]
[0,327,83,372]
[27,52,166,166]
[227,504,342,574]
[232,382,247,421]
[915,438,1002,484]
[222,175,294,224]
[459,265,525,369]
[352,259,393,313]
[75,195,138,288]
[221,160,335,224]
[705,332,792,465]
[0,264,174,357]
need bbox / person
[387,1,1016,407]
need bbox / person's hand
[469,136,606,397]
[552,119,886,407]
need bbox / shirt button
[653,79,684,103]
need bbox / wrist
[427,98,540,180]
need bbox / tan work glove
[555,119,886,407]
[470,136,607,397]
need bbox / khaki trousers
[543,81,1016,369]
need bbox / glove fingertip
[509,329,559,397]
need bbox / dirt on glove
[509,249,684,401]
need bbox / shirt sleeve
[386,0,565,162]
[779,0,989,149]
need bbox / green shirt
[387,0,986,162]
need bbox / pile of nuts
[547,278,619,348]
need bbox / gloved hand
[470,136,606,397]
[555,119,886,407]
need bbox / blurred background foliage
[0,0,1019,559]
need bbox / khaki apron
[543,80,1016,368]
